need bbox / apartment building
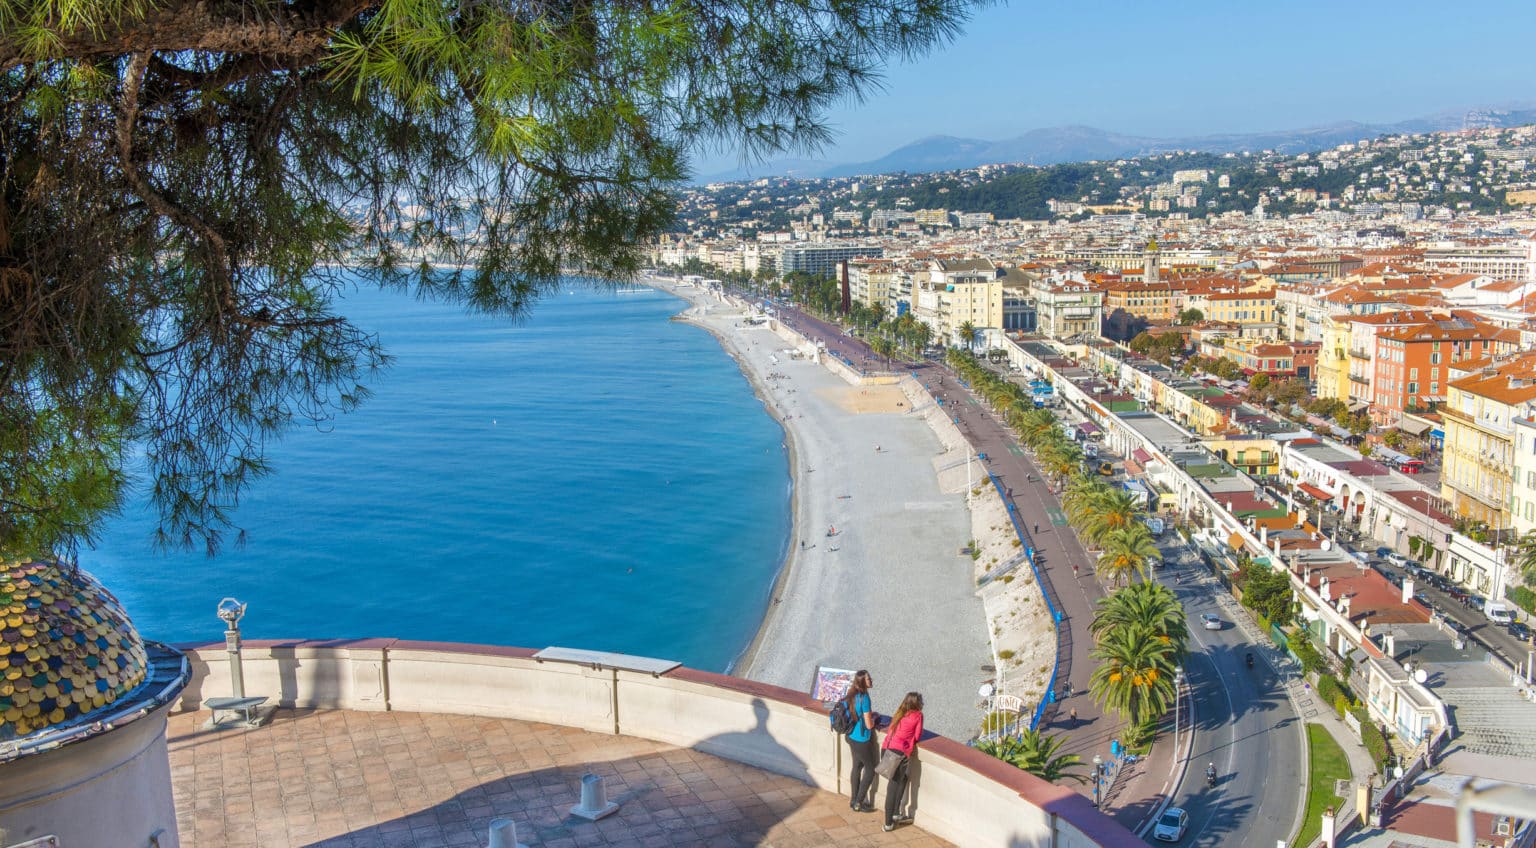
[1032,281,1104,340]
[1102,281,1181,323]
[1440,355,1536,530]
[1186,289,1277,326]
[778,244,883,279]
[1423,239,1536,282]
[911,258,1003,345]
[842,258,902,312]
[1514,413,1536,536]
[1371,320,1514,424]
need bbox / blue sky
[695,0,1536,174]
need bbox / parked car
[1153,808,1189,843]
[1447,586,1470,603]
[1508,621,1531,643]
[1467,595,1487,612]
[1387,552,1409,567]
[1375,546,1392,559]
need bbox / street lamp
[217,597,248,699]
[1092,754,1103,807]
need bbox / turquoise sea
[86,280,792,672]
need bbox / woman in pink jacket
[880,691,924,831]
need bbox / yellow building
[1314,313,1354,401]
[1195,289,1277,325]
[1204,437,1281,476]
[1440,357,1536,529]
[1103,282,1180,323]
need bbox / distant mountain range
[697,106,1536,183]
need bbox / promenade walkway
[168,709,955,848]
[753,296,1180,833]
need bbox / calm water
[87,281,791,672]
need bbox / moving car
[1097,461,1114,476]
[1153,807,1189,842]
[1200,613,1222,631]
[1387,552,1409,567]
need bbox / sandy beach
[651,279,992,740]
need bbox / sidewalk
[921,370,1185,833]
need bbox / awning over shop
[1347,401,1369,413]
[1399,419,1432,436]
[1298,483,1333,501]
[1124,459,1144,475]
[1132,448,1153,464]
[1077,421,1100,435]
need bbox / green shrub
[1315,674,1344,707]
[1352,706,1392,771]
[1509,585,1536,615]
[1289,633,1326,674]
[997,649,1016,660]
[1333,695,1351,718]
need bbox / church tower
[1143,238,1160,284]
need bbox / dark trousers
[847,735,877,806]
[883,754,910,824]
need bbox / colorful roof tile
[0,558,147,741]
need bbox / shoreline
[650,282,805,677]
[649,277,991,740]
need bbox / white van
[1486,602,1514,626]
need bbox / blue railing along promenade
[987,469,1064,731]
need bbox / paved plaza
[168,709,954,848]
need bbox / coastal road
[1156,545,1304,848]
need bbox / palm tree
[958,320,977,352]
[976,729,1086,784]
[1089,624,1178,728]
[1090,581,1188,657]
[1071,488,1142,549]
[1037,440,1083,483]
[1515,530,1536,585]
[1095,525,1162,586]
[871,335,896,369]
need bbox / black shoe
[893,815,913,826]
[854,803,876,813]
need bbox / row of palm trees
[946,348,1185,752]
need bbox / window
[1430,382,1438,394]
[1430,352,1441,364]
[1431,367,1439,379]
[1409,367,1419,380]
[1407,381,1418,394]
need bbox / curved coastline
[650,280,803,676]
[648,277,992,740]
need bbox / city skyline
[695,0,1536,176]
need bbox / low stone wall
[175,640,1137,847]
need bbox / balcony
[1349,348,1371,360]
[1349,373,1370,384]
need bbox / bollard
[570,772,621,821]
[487,818,527,848]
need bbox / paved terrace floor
[168,709,954,848]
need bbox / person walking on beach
[881,692,924,832]
[843,671,879,813]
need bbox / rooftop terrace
[170,708,951,848]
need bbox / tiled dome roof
[0,558,148,741]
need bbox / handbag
[875,748,906,779]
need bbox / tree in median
[1089,623,1178,731]
[0,0,983,555]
